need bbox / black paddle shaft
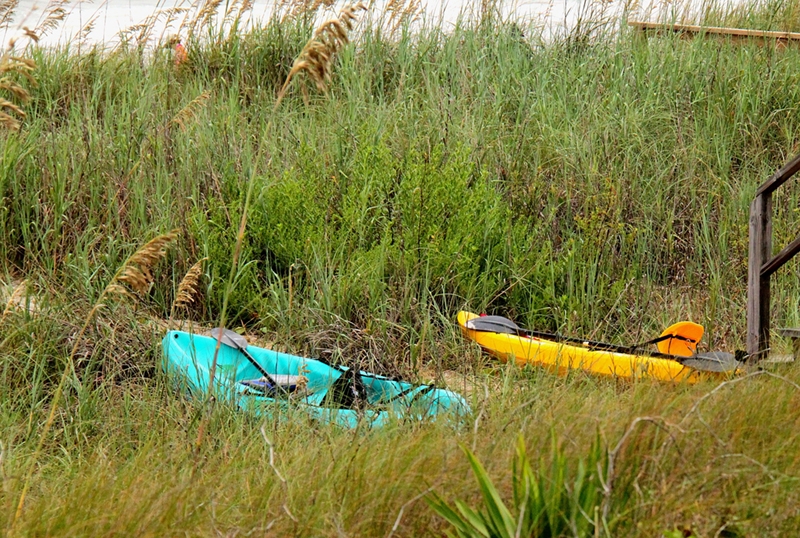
[465,315,677,355]
[209,328,289,392]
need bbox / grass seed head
[22,26,38,43]
[383,0,422,37]
[0,0,20,27]
[0,50,36,131]
[105,283,135,300]
[0,96,24,113]
[1,279,27,324]
[172,257,207,310]
[33,0,68,38]
[275,2,366,107]
[109,230,179,299]
[171,90,211,130]
[285,0,335,22]
[0,77,28,100]
[0,110,18,130]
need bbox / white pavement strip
[2,0,748,49]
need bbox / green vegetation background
[3,0,800,535]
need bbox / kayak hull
[162,330,470,428]
[457,311,711,383]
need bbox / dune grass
[4,0,800,535]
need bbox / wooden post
[747,194,772,358]
[745,153,800,360]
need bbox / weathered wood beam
[762,233,800,278]
[747,194,772,358]
[756,153,800,197]
[629,20,800,48]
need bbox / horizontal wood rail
[629,20,800,47]
[747,153,800,359]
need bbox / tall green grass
[7,0,800,342]
[4,0,800,534]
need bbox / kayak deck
[457,311,711,383]
[162,330,471,428]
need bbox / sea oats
[171,90,211,130]
[108,230,179,298]
[0,0,19,28]
[275,3,366,108]
[172,257,207,311]
[0,280,27,325]
[33,0,68,38]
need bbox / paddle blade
[682,352,741,373]
[209,327,249,351]
[657,321,704,357]
[463,315,522,335]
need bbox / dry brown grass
[222,0,254,28]
[0,0,19,27]
[13,229,179,528]
[283,0,336,23]
[170,90,211,131]
[0,8,37,131]
[176,0,254,43]
[382,0,423,38]
[196,0,225,30]
[20,26,38,43]
[171,257,207,314]
[0,50,36,132]
[275,2,367,108]
[0,279,27,325]
[107,230,180,299]
[122,6,190,49]
[32,0,68,39]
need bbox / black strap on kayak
[331,363,404,382]
[380,383,435,406]
[322,368,369,410]
[627,333,697,352]
[407,384,435,405]
[324,361,426,409]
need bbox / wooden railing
[747,154,800,359]
[629,20,800,48]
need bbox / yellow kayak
[457,311,740,383]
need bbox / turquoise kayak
[162,330,471,429]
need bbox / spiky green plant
[427,433,608,538]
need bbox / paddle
[463,315,741,374]
[209,328,289,394]
[679,351,741,373]
[381,383,435,406]
[464,315,700,354]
